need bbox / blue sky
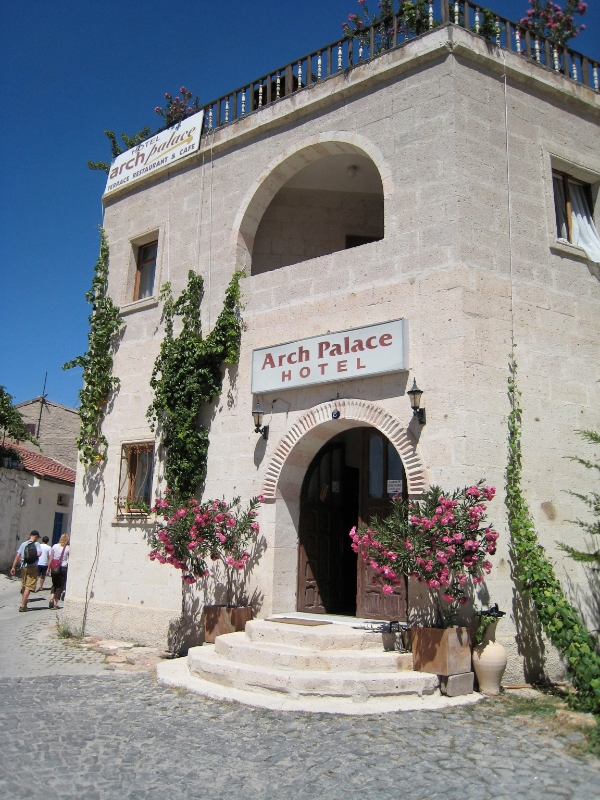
[1,0,598,408]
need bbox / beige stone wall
[16,399,79,469]
[64,26,600,681]
[252,187,384,274]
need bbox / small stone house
[16,398,80,470]
[0,444,75,570]
[64,9,600,686]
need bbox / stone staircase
[157,617,481,714]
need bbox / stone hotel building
[65,7,600,689]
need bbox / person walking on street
[49,534,70,610]
[10,531,42,612]
[37,536,52,592]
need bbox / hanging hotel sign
[251,319,409,394]
[104,110,204,196]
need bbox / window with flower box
[117,442,154,515]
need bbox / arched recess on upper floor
[231,132,395,275]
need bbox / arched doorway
[297,427,408,620]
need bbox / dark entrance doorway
[297,427,408,621]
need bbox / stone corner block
[439,671,474,697]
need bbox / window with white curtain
[552,171,600,263]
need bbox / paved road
[0,574,598,800]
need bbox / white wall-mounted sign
[251,319,408,394]
[104,110,204,196]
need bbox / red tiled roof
[6,443,76,485]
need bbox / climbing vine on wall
[506,354,600,714]
[88,128,151,174]
[147,270,244,499]
[63,228,124,467]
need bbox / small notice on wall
[387,480,403,495]
[104,111,204,196]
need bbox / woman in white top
[48,534,70,609]
[37,536,52,592]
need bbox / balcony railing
[199,0,598,134]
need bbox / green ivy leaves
[63,228,124,467]
[506,355,600,714]
[147,269,244,499]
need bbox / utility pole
[36,372,48,439]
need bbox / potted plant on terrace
[350,482,499,676]
[149,490,264,643]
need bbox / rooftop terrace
[198,0,599,134]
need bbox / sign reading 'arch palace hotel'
[64,13,600,687]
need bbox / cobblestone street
[0,575,598,800]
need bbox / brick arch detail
[231,131,394,254]
[261,399,427,500]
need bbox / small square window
[134,241,158,301]
[57,493,69,507]
[552,171,600,262]
[25,423,36,437]
[117,443,154,515]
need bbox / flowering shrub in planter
[155,87,202,129]
[519,0,587,45]
[350,481,498,626]
[342,0,434,52]
[149,490,263,603]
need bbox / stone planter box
[411,626,472,676]
[203,605,253,643]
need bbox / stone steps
[187,645,438,699]
[214,631,414,673]
[156,617,482,714]
[244,619,389,650]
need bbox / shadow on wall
[565,566,600,638]
[510,549,548,683]
[167,535,267,655]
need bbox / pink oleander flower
[483,560,493,574]
[382,584,394,594]
[459,596,469,605]
[183,574,196,585]
[250,522,259,531]
[217,533,227,543]
[428,579,441,589]
[257,494,265,502]
[472,575,484,584]
[482,485,496,501]
[442,593,454,603]
[466,486,481,498]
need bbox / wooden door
[297,444,358,615]
[356,429,408,621]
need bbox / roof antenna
[36,372,48,439]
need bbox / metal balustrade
[199,0,598,134]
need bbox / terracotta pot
[411,626,472,676]
[472,642,507,695]
[203,604,252,643]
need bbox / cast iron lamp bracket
[252,398,269,440]
[407,378,426,425]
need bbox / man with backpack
[10,530,42,612]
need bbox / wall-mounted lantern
[407,378,426,425]
[252,398,269,440]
